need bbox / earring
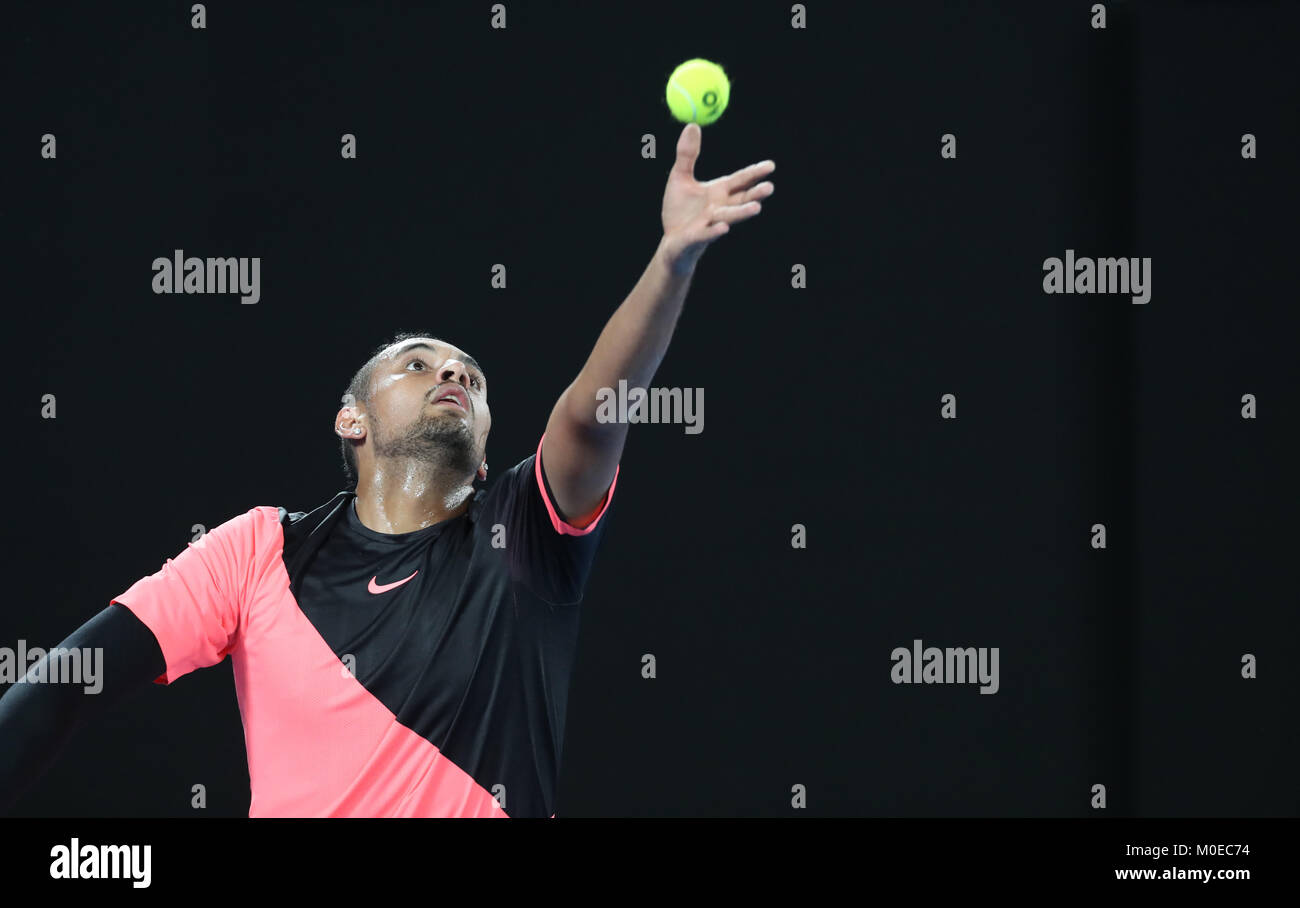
[353,428,361,435]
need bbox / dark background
[2,0,1296,817]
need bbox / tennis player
[0,124,773,816]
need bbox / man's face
[348,337,491,481]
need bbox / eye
[407,358,481,390]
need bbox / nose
[438,360,471,388]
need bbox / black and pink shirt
[111,434,618,817]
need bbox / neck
[353,460,475,534]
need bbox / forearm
[0,604,165,813]
[0,668,84,812]
[559,236,694,433]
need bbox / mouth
[431,386,470,412]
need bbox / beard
[371,408,478,481]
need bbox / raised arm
[541,123,775,519]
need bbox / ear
[335,405,364,440]
[476,460,488,482]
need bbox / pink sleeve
[535,433,619,536]
[111,506,281,685]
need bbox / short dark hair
[339,331,440,488]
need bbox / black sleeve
[0,603,166,814]
[480,446,617,607]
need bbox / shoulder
[468,455,534,521]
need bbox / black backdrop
[3,0,1296,817]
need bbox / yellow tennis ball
[666,58,730,125]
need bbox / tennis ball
[666,58,730,125]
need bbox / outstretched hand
[659,123,775,275]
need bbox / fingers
[731,180,775,206]
[708,199,763,226]
[723,159,775,193]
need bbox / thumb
[671,123,701,181]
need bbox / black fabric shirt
[0,435,617,817]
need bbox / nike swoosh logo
[368,570,419,594]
